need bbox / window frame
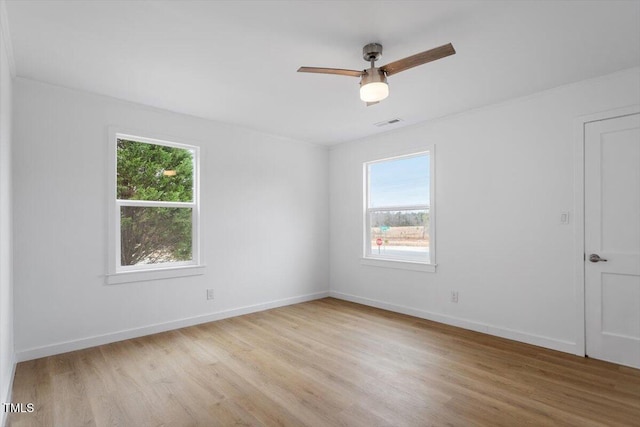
[106,129,204,284]
[362,149,436,272]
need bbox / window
[107,131,202,284]
[364,151,435,270]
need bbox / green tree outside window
[117,139,194,266]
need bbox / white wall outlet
[451,291,459,303]
[206,289,214,300]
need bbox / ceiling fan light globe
[360,82,389,103]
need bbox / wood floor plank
[7,358,53,427]
[8,298,640,426]
[51,370,95,426]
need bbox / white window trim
[360,257,436,272]
[362,148,436,272]
[106,128,204,284]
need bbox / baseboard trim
[1,356,16,427]
[330,291,579,355]
[16,291,329,362]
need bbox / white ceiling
[4,0,640,145]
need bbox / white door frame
[573,104,640,356]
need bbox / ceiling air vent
[374,118,403,128]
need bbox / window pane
[368,154,429,208]
[117,139,194,202]
[120,206,192,266]
[369,209,429,262]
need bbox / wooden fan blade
[297,67,363,77]
[380,43,455,76]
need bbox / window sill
[360,257,436,272]
[105,265,206,285]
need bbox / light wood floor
[8,298,640,426]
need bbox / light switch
[560,212,570,224]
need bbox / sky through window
[368,154,429,207]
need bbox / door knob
[589,254,608,263]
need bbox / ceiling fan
[298,42,456,106]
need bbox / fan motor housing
[362,43,383,62]
[360,68,387,87]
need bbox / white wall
[13,78,329,360]
[329,67,640,354]
[0,6,14,422]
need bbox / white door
[585,112,640,369]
